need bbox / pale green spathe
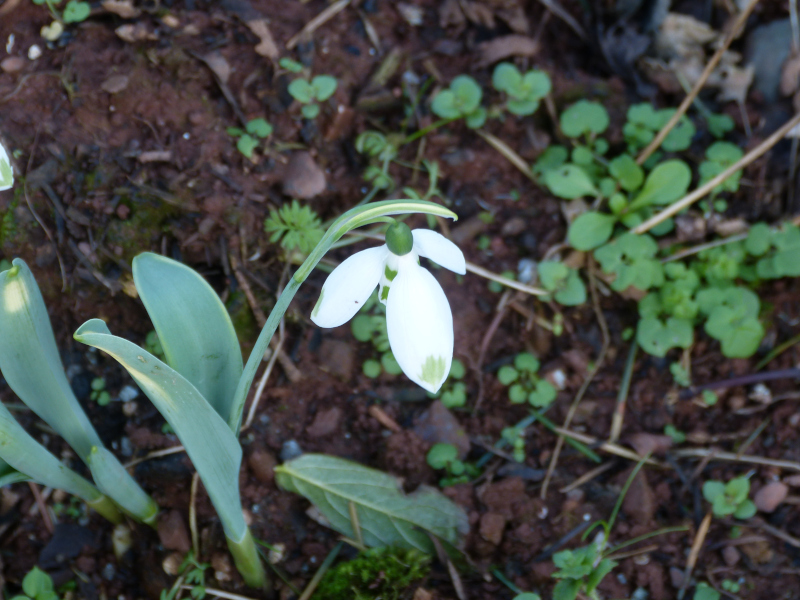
[133,253,243,427]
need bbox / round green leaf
[508,384,527,404]
[381,352,403,375]
[362,359,381,378]
[609,154,644,192]
[492,62,521,93]
[236,135,258,158]
[427,443,458,469]
[245,118,273,138]
[63,0,90,23]
[431,90,459,119]
[514,352,540,373]
[288,79,314,104]
[311,75,338,101]
[449,359,466,380]
[560,100,609,138]
[301,103,320,119]
[567,212,616,250]
[543,164,598,199]
[497,365,519,385]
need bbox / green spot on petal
[380,285,390,301]
[420,355,446,388]
[384,265,398,281]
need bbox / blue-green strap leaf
[132,253,243,427]
[0,400,101,503]
[0,259,103,458]
[74,319,247,541]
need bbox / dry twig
[634,112,800,234]
[636,0,761,164]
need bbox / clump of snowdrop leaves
[0,139,13,191]
[311,222,465,393]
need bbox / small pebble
[754,481,788,513]
[723,545,740,566]
[631,588,648,600]
[119,437,133,457]
[280,439,303,461]
[102,563,116,581]
[119,384,139,402]
[28,45,42,60]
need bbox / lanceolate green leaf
[0,260,103,458]
[275,454,469,552]
[133,253,243,427]
[87,446,157,524]
[0,400,122,522]
[74,319,246,541]
[0,260,155,522]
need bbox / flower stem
[226,527,268,589]
[85,494,123,524]
[230,276,301,433]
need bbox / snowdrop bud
[385,222,413,256]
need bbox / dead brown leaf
[247,19,279,59]
[101,0,140,18]
[782,52,800,97]
[476,34,538,67]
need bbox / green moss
[314,547,430,600]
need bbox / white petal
[386,258,453,393]
[311,246,387,328]
[412,229,466,275]
[0,140,12,192]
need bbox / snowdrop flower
[311,222,465,393]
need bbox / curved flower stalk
[312,223,465,392]
[229,200,459,430]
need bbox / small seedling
[551,544,616,600]
[702,476,756,519]
[669,362,690,387]
[501,425,526,462]
[144,330,165,359]
[721,579,741,593]
[227,118,273,159]
[693,582,721,600]
[351,293,403,379]
[426,443,478,486]
[288,74,338,119]
[10,567,58,600]
[664,424,686,444]
[492,63,551,116]
[53,496,85,520]
[538,260,586,306]
[699,142,743,195]
[161,552,209,600]
[90,377,111,406]
[513,595,542,600]
[264,200,324,254]
[431,75,486,128]
[432,359,467,408]
[497,353,556,408]
[594,233,664,293]
[355,131,400,190]
[32,0,91,41]
[702,390,718,406]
